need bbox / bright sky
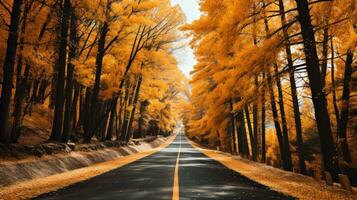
[170,0,200,77]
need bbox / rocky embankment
[0,136,169,186]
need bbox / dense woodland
[183,0,356,182]
[1,0,357,187]
[0,0,187,146]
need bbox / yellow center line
[172,134,181,200]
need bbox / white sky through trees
[171,0,200,77]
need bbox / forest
[182,0,356,183]
[0,0,356,195]
[0,0,187,149]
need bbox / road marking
[172,133,181,200]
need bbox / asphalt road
[34,133,294,200]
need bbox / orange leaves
[183,0,285,141]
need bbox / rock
[33,147,46,157]
[41,143,57,155]
[98,144,105,149]
[67,143,76,151]
[64,145,72,153]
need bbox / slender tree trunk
[62,9,78,142]
[126,76,143,141]
[116,94,124,141]
[11,4,30,143]
[120,80,131,141]
[244,105,256,160]
[71,82,80,133]
[106,95,118,140]
[330,38,341,136]
[236,109,250,156]
[260,95,266,162]
[100,102,110,141]
[85,22,108,142]
[295,0,340,178]
[226,123,233,154]
[290,69,306,174]
[76,86,84,128]
[11,64,30,143]
[36,79,48,104]
[268,73,286,169]
[0,0,23,143]
[263,4,285,168]
[337,51,353,164]
[321,27,329,88]
[261,73,266,163]
[31,79,39,103]
[137,100,149,138]
[83,88,92,135]
[274,64,293,171]
[50,0,71,142]
[278,0,307,173]
[229,100,237,154]
[253,78,259,159]
[50,76,56,109]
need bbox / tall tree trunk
[295,0,340,178]
[279,0,306,173]
[330,38,341,136]
[116,94,124,141]
[62,9,78,142]
[253,78,259,159]
[261,73,266,163]
[71,82,80,133]
[83,88,92,135]
[0,0,23,143]
[11,3,30,143]
[36,79,48,104]
[263,4,285,168]
[244,105,256,160]
[50,0,71,142]
[76,86,85,128]
[126,76,143,141]
[229,100,237,154]
[268,73,286,169]
[236,109,250,156]
[11,64,30,143]
[136,100,149,138]
[274,64,293,171]
[337,51,353,164]
[226,123,233,154]
[106,95,118,140]
[120,80,131,141]
[85,21,108,142]
[321,27,329,88]
[100,101,110,141]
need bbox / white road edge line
[172,133,181,200]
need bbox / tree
[50,0,71,142]
[294,0,340,178]
[0,0,23,143]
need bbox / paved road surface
[34,133,294,200]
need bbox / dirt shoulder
[189,140,357,200]
[0,134,176,200]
